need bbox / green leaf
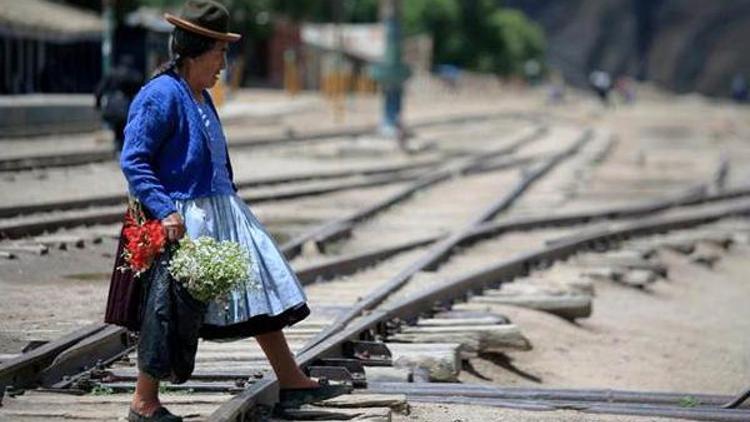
[678,396,700,408]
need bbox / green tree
[402,0,462,64]
[401,0,545,77]
[131,0,544,77]
[486,9,545,76]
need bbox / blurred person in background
[614,76,636,105]
[436,64,461,89]
[731,74,748,103]
[589,69,612,106]
[95,55,144,155]
[546,70,566,105]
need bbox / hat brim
[165,13,241,42]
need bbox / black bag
[104,214,146,332]
[102,90,131,125]
[137,251,208,384]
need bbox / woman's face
[188,41,228,90]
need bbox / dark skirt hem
[199,303,311,340]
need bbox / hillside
[505,0,750,97]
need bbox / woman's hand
[162,212,186,242]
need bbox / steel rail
[0,151,114,173]
[0,124,545,412]
[365,382,743,407]
[294,234,444,285]
[0,169,430,240]
[376,201,750,330]
[723,387,750,409]
[9,134,749,419]
[225,110,535,149]
[292,181,750,287]
[0,111,534,172]
[298,129,591,354]
[0,185,744,416]
[0,128,546,240]
[0,152,541,241]
[280,125,548,259]
[0,323,109,392]
[369,382,750,419]
[0,160,443,219]
[0,128,544,393]
[6,182,747,401]
[407,395,750,422]
[208,199,750,420]
[0,187,707,393]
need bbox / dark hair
[151,28,217,80]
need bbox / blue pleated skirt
[173,194,309,339]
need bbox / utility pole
[332,0,345,121]
[369,0,411,143]
[102,0,115,76]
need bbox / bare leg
[255,330,318,389]
[130,372,162,415]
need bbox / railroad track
[0,160,444,220]
[239,200,750,422]
[0,111,533,173]
[0,123,545,252]
[2,122,749,421]
[0,160,438,242]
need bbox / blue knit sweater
[120,71,236,220]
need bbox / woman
[120,1,347,420]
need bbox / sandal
[128,406,183,422]
[277,384,353,408]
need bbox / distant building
[300,23,384,91]
[265,21,431,91]
[122,7,172,80]
[0,0,103,94]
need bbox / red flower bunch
[121,200,167,275]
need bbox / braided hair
[151,27,217,80]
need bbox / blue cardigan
[120,71,236,220]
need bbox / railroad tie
[276,405,392,421]
[389,322,531,355]
[454,276,594,320]
[386,342,462,383]
[276,393,410,421]
[1,242,49,255]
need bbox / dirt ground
[1,82,749,421]
[394,402,691,422]
[388,241,750,421]
[0,237,117,354]
[457,245,750,395]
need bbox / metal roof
[0,0,103,42]
[302,24,384,62]
[125,6,173,33]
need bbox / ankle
[131,397,161,415]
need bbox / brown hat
[165,0,241,43]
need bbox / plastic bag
[137,251,208,384]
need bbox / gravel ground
[394,402,689,422]
[1,82,749,421]
[457,243,750,394]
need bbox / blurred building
[0,0,103,94]
[266,21,431,92]
[122,7,172,80]
[299,23,384,91]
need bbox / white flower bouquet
[168,236,256,302]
